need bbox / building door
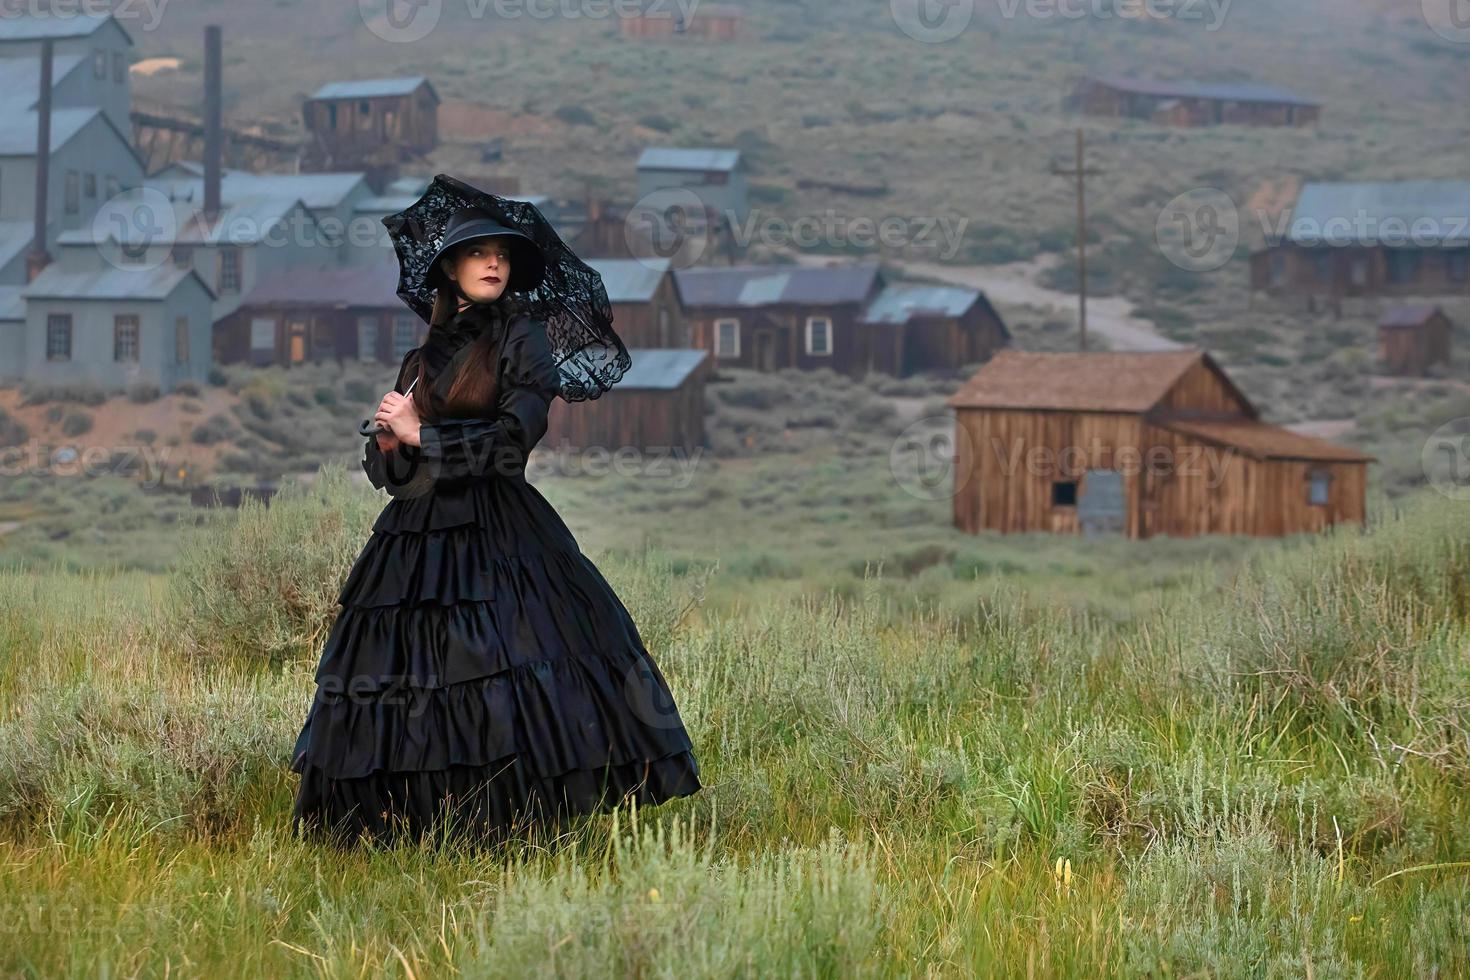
[288,318,307,364]
[1078,469,1126,537]
[754,329,777,372]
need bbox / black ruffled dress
[290,299,702,844]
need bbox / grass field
[1,471,1467,976]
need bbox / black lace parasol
[382,173,630,402]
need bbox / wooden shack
[1075,76,1321,127]
[586,257,684,347]
[860,282,1010,374]
[620,3,742,39]
[544,348,710,454]
[1378,306,1453,376]
[302,76,439,175]
[945,349,1373,539]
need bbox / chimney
[203,25,222,221]
[26,38,54,282]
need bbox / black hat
[425,207,547,295]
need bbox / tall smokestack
[203,25,222,221]
[26,38,54,282]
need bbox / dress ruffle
[291,475,702,844]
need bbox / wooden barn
[301,76,440,178]
[544,348,710,454]
[860,282,1010,374]
[619,3,742,39]
[213,258,423,366]
[587,257,685,347]
[1378,306,1453,376]
[1075,76,1321,127]
[945,349,1374,539]
[1251,181,1470,301]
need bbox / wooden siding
[544,369,708,454]
[608,277,686,348]
[1152,359,1253,416]
[1252,244,1470,299]
[1379,314,1452,376]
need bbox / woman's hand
[375,431,401,453]
[374,391,422,448]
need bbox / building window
[359,100,371,116]
[1385,250,1421,284]
[175,317,190,364]
[113,50,125,83]
[328,104,338,129]
[805,316,832,356]
[658,306,671,346]
[46,314,72,361]
[1449,251,1468,284]
[114,315,140,362]
[392,314,418,359]
[310,317,335,354]
[93,48,106,78]
[64,170,80,214]
[84,173,96,199]
[1052,481,1078,507]
[357,316,379,362]
[217,247,240,293]
[1307,469,1331,506]
[714,317,740,357]
[250,318,276,352]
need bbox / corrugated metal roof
[617,348,708,390]
[1379,305,1446,328]
[0,105,100,155]
[1089,75,1320,107]
[0,12,119,41]
[861,282,980,324]
[22,263,204,301]
[0,53,87,106]
[673,262,881,308]
[587,258,669,303]
[310,76,432,100]
[385,176,431,196]
[1155,418,1374,463]
[0,286,25,321]
[242,257,403,308]
[58,191,312,246]
[946,349,1210,412]
[355,194,425,214]
[0,221,34,269]
[638,147,742,172]
[1288,181,1470,247]
[149,170,368,211]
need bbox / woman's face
[441,237,512,304]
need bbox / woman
[290,207,703,845]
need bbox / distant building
[672,262,1008,377]
[214,257,420,367]
[19,263,215,393]
[635,147,748,234]
[1251,181,1470,300]
[545,348,710,453]
[1075,76,1321,127]
[1378,306,1453,376]
[946,349,1374,539]
[0,285,25,381]
[301,76,440,181]
[619,3,743,39]
[586,258,683,347]
[0,10,133,132]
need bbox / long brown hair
[408,273,508,423]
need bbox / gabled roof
[57,192,316,246]
[0,12,132,44]
[945,348,1233,413]
[673,262,881,308]
[860,282,1008,338]
[240,257,402,308]
[587,258,669,303]
[309,76,438,102]
[0,220,35,271]
[0,52,88,108]
[638,147,742,172]
[1287,181,1470,248]
[1154,418,1375,463]
[1086,75,1320,107]
[22,263,214,301]
[148,169,370,212]
[1379,305,1447,328]
[616,348,709,390]
[0,105,101,155]
[0,285,25,321]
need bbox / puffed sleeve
[415,316,561,483]
[362,347,431,498]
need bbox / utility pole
[1050,128,1105,351]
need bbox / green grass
[0,483,1468,976]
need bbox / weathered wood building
[673,262,1008,377]
[1378,306,1453,376]
[587,257,683,347]
[1251,181,1470,301]
[946,349,1373,539]
[301,76,440,180]
[1075,76,1321,127]
[545,348,709,454]
[619,3,743,39]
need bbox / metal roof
[241,257,403,308]
[1155,418,1375,463]
[587,258,669,303]
[22,263,208,301]
[673,262,881,308]
[309,76,435,101]
[1379,305,1446,328]
[861,282,980,324]
[1288,181,1470,247]
[0,53,87,106]
[616,348,708,390]
[0,105,102,155]
[148,170,369,211]
[354,194,424,214]
[638,147,742,172]
[0,221,34,270]
[0,286,24,321]
[58,191,313,246]
[0,12,127,42]
[1088,75,1320,107]
[385,176,431,196]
